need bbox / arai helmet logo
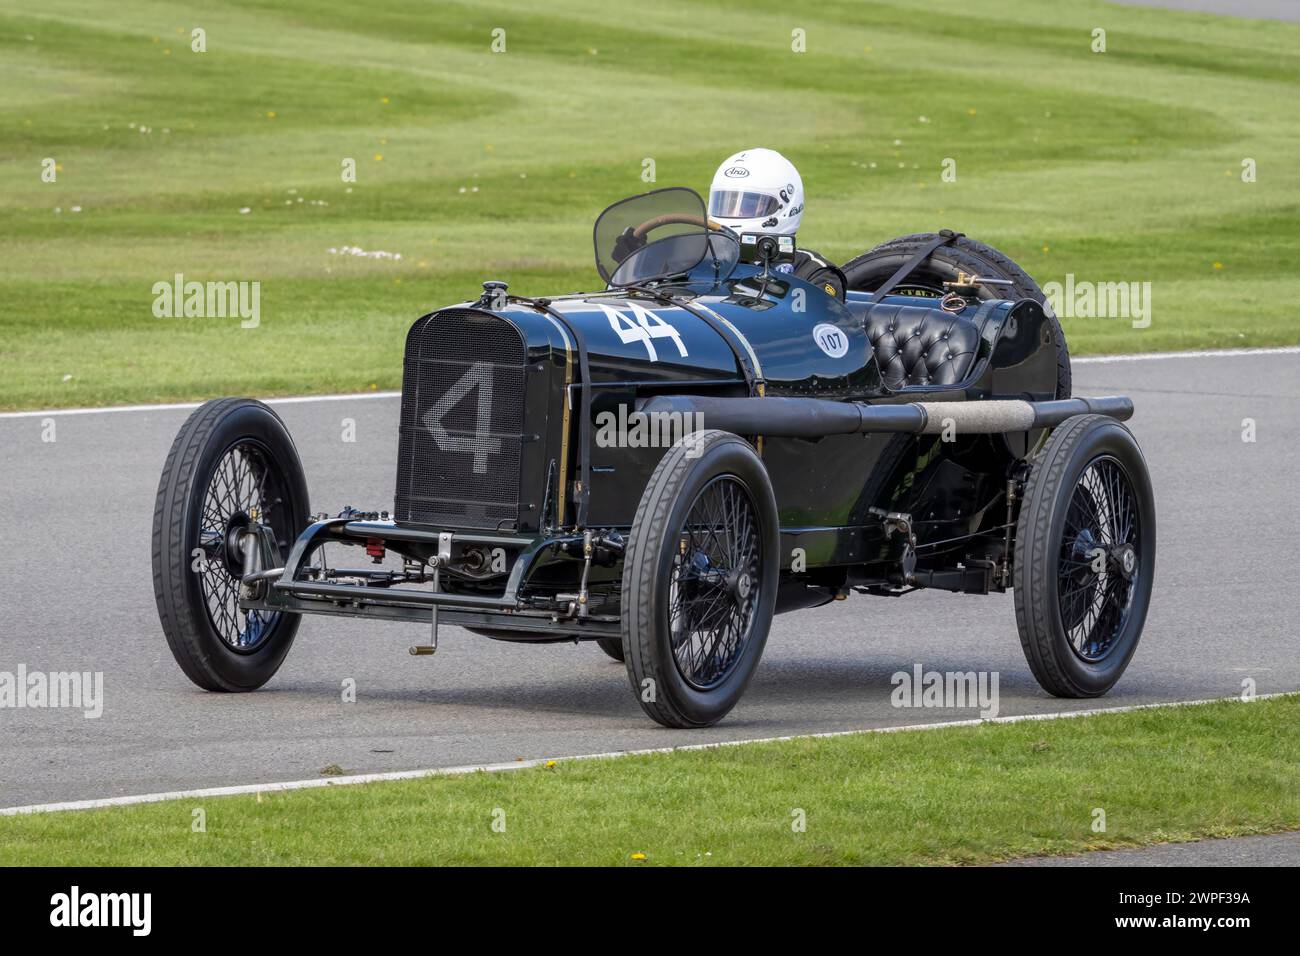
[812,323,849,359]
[723,166,749,179]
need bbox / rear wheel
[1013,415,1155,697]
[842,233,1071,399]
[152,398,310,691]
[622,431,779,728]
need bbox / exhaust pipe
[636,395,1133,439]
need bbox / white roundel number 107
[598,303,689,362]
[812,322,850,359]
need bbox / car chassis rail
[238,517,621,640]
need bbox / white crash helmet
[708,148,804,236]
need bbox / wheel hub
[1056,455,1143,664]
[1070,527,1099,565]
[1111,542,1137,580]
[667,475,763,692]
[222,510,252,576]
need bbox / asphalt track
[1115,0,1300,23]
[1,349,1296,813]
[1001,830,1300,866]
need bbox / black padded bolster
[850,301,981,389]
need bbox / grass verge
[2,695,1296,866]
[2,0,1299,409]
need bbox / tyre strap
[868,229,965,302]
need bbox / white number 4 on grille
[421,362,502,474]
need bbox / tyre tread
[1014,414,1117,697]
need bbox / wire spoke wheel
[667,475,761,690]
[1056,455,1139,662]
[195,440,288,653]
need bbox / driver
[708,148,846,300]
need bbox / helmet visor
[709,190,779,220]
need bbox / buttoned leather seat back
[855,302,981,389]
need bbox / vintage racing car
[152,187,1155,727]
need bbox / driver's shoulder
[794,247,836,272]
[793,247,846,299]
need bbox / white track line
[1,347,1296,421]
[0,391,401,421]
[1072,345,1300,364]
[2,692,1290,817]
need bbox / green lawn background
[1,0,1298,410]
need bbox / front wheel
[1013,414,1155,697]
[152,398,310,691]
[622,430,779,728]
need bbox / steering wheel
[631,213,722,239]
[609,214,738,285]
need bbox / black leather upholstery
[855,302,981,389]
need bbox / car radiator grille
[394,309,526,530]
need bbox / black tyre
[622,430,779,728]
[596,637,625,662]
[842,233,1071,399]
[1013,415,1155,697]
[152,398,310,691]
